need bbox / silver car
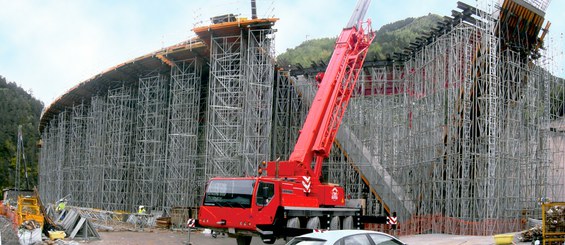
[285,230,406,245]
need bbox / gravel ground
[82,229,534,245]
[0,216,19,245]
[0,226,533,245]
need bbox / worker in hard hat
[138,205,146,214]
[56,198,67,212]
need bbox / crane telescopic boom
[271,0,375,182]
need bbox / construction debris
[18,220,42,245]
[52,205,159,232]
[518,226,542,242]
[48,230,65,240]
[541,203,565,244]
[545,204,565,232]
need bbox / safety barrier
[366,214,522,236]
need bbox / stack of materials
[56,209,100,240]
[542,203,565,244]
[545,205,565,231]
[156,217,171,229]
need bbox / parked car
[285,230,406,245]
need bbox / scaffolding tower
[165,58,203,210]
[85,96,105,209]
[205,27,275,178]
[132,73,168,211]
[102,85,135,211]
[68,103,87,207]
[242,29,275,174]
[205,32,246,178]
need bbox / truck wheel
[261,235,276,244]
[236,235,252,245]
[306,217,320,229]
[343,216,353,229]
[330,216,341,230]
[285,217,300,241]
[287,217,300,228]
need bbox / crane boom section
[288,20,375,179]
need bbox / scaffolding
[85,96,105,209]
[165,58,203,210]
[102,85,135,211]
[205,28,275,178]
[132,73,168,211]
[68,103,87,208]
[270,1,564,235]
[37,0,565,236]
[205,33,246,178]
[242,29,275,175]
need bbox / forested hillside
[277,14,443,67]
[0,76,43,190]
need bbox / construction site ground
[83,229,531,245]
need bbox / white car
[285,230,406,245]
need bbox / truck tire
[261,235,276,244]
[330,216,341,230]
[236,235,252,245]
[343,216,353,229]
[285,217,301,241]
[306,217,320,229]
[287,217,300,228]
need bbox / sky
[0,0,563,106]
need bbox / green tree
[277,14,443,67]
[0,75,44,190]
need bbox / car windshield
[286,237,326,245]
[203,179,254,208]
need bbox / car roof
[295,230,395,243]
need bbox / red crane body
[198,1,377,243]
[274,23,375,182]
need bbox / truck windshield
[203,179,255,208]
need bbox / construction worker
[56,198,67,212]
[138,205,146,214]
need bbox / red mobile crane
[198,1,381,244]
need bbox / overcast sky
[0,0,563,106]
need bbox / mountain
[276,14,443,67]
[0,76,44,190]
